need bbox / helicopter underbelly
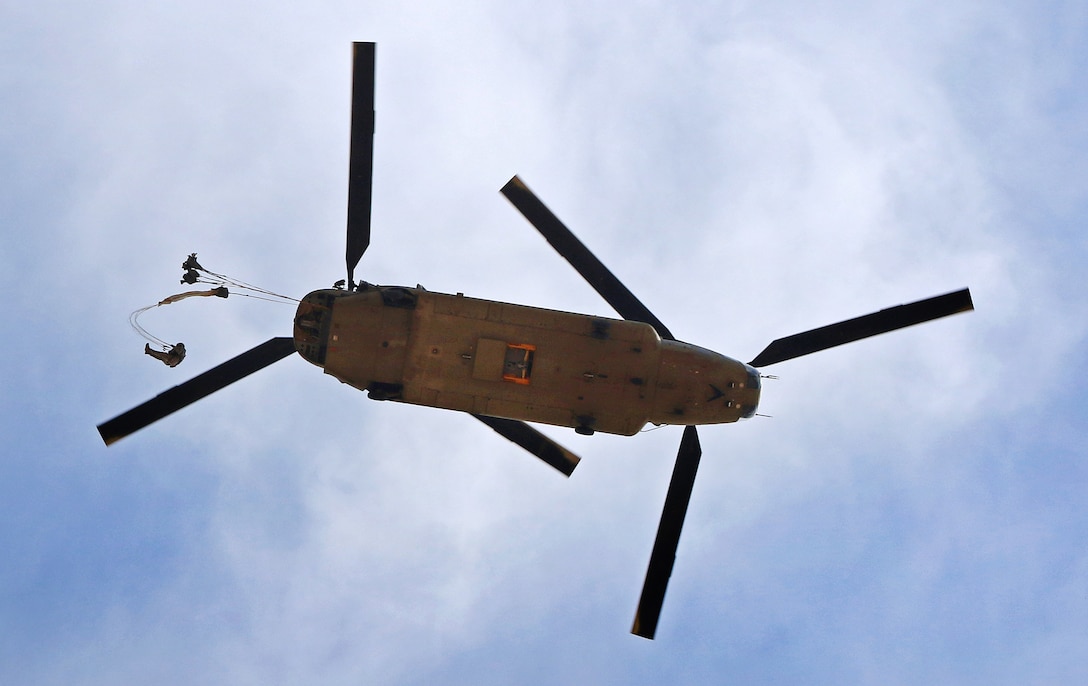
[297,287,759,435]
[404,290,664,435]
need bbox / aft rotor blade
[97,337,297,446]
[346,41,376,286]
[472,414,581,476]
[748,288,974,368]
[501,176,675,341]
[632,425,702,639]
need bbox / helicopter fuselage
[294,286,760,436]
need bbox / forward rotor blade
[632,425,702,639]
[472,414,581,476]
[346,41,376,286]
[501,176,675,341]
[97,337,297,446]
[748,288,974,368]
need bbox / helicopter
[97,42,974,640]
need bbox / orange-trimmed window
[502,343,535,385]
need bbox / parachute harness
[131,253,298,364]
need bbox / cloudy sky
[3,0,1087,683]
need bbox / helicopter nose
[740,364,761,418]
[714,364,760,419]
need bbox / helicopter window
[503,343,535,385]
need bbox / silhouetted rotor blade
[748,288,974,368]
[346,41,376,286]
[632,425,702,639]
[501,176,675,341]
[472,414,581,476]
[97,337,297,446]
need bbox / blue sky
[3,1,1087,683]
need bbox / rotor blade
[346,41,376,286]
[472,414,581,476]
[748,288,974,368]
[501,176,675,341]
[632,425,702,639]
[97,337,297,446]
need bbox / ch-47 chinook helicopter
[98,42,974,640]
